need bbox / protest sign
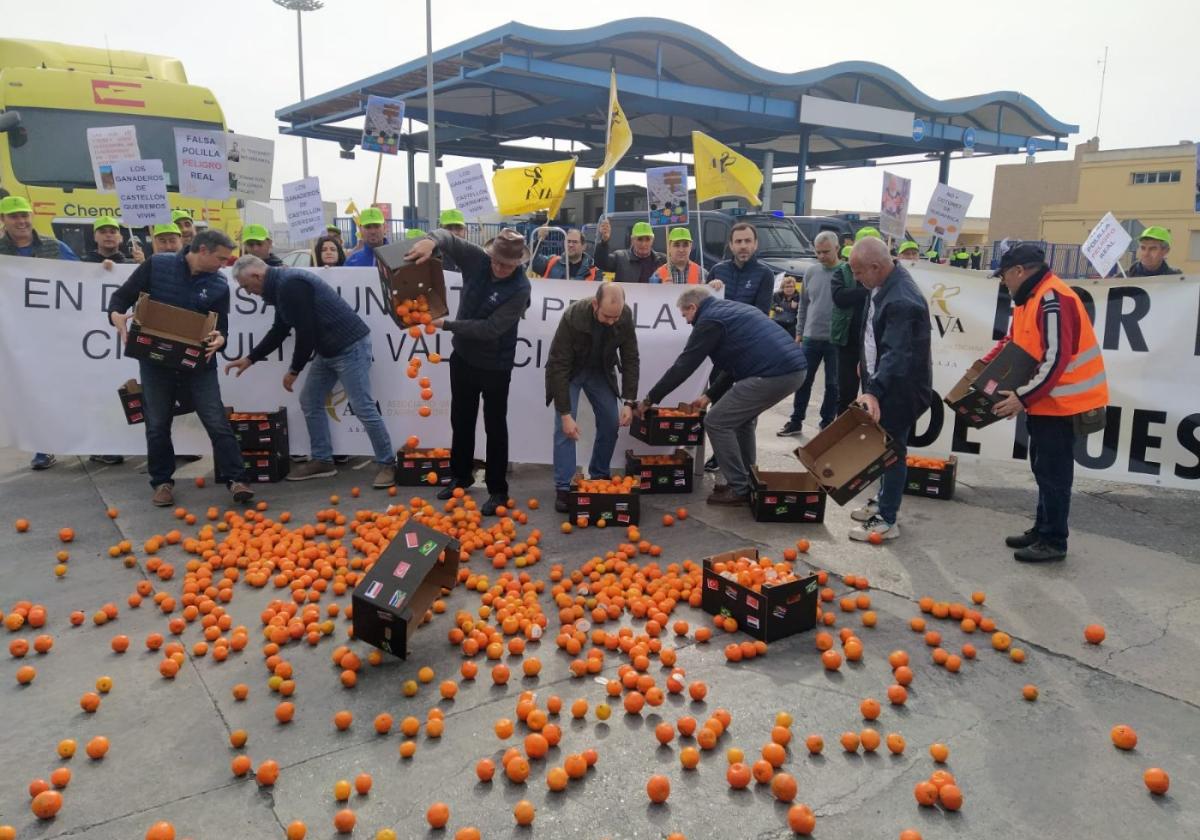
[646,165,689,226]
[1081,212,1133,278]
[86,126,140,193]
[282,176,325,241]
[922,183,974,246]
[225,133,274,201]
[110,160,170,226]
[879,171,912,240]
[446,163,496,220]
[361,95,405,155]
[174,128,229,199]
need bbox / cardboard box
[226,407,289,453]
[123,293,217,371]
[242,449,290,483]
[794,406,899,506]
[625,449,694,494]
[117,379,193,425]
[700,547,819,642]
[568,480,640,526]
[630,404,706,447]
[943,344,1039,428]
[904,455,957,500]
[351,520,460,658]
[749,467,827,523]
[395,449,453,487]
[375,245,449,328]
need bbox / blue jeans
[1027,414,1074,549]
[140,361,245,488]
[300,336,395,464]
[876,422,910,525]
[789,339,839,428]
[553,369,619,490]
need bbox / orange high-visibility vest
[1010,271,1108,416]
[542,254,597,281]
[653,261,701,284]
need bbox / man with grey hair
[640,286,807,506]
[778,229,841,437]
[844,236,932,542]
[223,255,396,488]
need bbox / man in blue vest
[640,286,807,506]
[224,257,396,489]
[106,229,254,507]
[344,207,389,267]
[706,223,774,313]
[406,228,532,516]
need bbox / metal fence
[333,218,507,249]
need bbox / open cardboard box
[700,546,819,642]
[630,403,706,447]
[944,343,1038,428]
[124,293,217,370]
[794,405,898,506]
[375,244,449,328]
[749,467,827,523]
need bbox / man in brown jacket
[545,283,640,511]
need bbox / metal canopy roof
[276,18,1076,170]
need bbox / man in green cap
[897,240,921,264]
[152,223,183,255]
[405,228,426,239]
[437,209,468,272]
[344,207,388,267]
[241,224,283,266]
[82,216,143,267]
[594,218,666,282]
[1129,226,1181,276]
[171,209,196,247]
[653,227,706,284]
[0,195,78,471]
[532,227,596,280]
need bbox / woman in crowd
[770,274,801,335]
[313,234,346,268]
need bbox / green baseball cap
[93,215,121,230]
[439,209,465,227]
[171,209,193,223]
[840,244,852,259]
[326,223,340,233]
[152,223,182,237]
[242,223,271,243]
[358,207,386,226]
[667,227,692,243]
[631,221,654,238]
[854,226,882,241]
[0,195,32,214]
[405,228,426,239]
[898,240,920,253]
[1139,226,1172,245]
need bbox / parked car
[282,249,313,268]
[787,215,856,244]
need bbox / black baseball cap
[991,242,1046,277]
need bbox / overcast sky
[10,0,1197,222]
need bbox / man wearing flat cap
[406,227,532,516]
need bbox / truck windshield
[755,223,813,256]
[7,107,224,190]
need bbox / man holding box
[107,229,254,507]
[224,256,397,489]
[989,243,1108,562]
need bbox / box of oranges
[631,403,706,447]
[748,467,826,523]
[625,449,694,494]
[568,475,640,526]
[904,454,957,499]
[700,547,819,642]
[374,246,449,329]
[226,407,289,481]
[242,450,289,483]
[395,447,453,487]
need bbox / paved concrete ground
[2,397,1197,839]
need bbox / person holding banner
[988,243,1109,562]
[641,286,807,506]
[406,228,533,517]
[82,216,143,268]
[224,256,397,490]
[171,210,196,248]
[344,207,389,267]
[653,227,706,284]
[1129,227,1181,276]
[594,219,666,282]
[533,228,597,280]
[241,225,283,267]
[106,229,254,507]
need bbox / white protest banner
[1081,212,1132,278]
[110,159,170,226]
[361,95,405,155]
[879,171,912,240]
[0,259,713,467]
[225,133,275,201]
[922,183,974,246]
[646,165,689,226]
[174,128,229,199]
[446,164,496,220]
[282,176,325,242]
[86,126,140,193]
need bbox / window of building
[1189,230,1200,262]
[1131,170,1181,185]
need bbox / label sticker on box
[724,585,739,600]
[393,561,411,579]
[388,589,407,609]
[706,578,718,590]
[419,540,438,556]
[364,581,383,599]
[746,615,760,629]
[404,533,419,549]
[772,605,788,619]
[745,595,759,610]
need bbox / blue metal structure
[277,18,1076,214]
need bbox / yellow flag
[592,70,632,183]
[692,131,762,206]
[493,158,577,217]
[344,200,359,217]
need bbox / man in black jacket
[544,284,639,511]
[406,228,532,515]
[593,219,666,282]
[82,215,143,268]
[1128,226,1182,276]
[845,237,932,542]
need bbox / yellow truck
[0,38,241,254]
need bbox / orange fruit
[332,809,355,834]
[513,800,535,826]
[821,649,842,671]
[1022,684,1039,701]
[1084,624,1106,645]
[939,783,963,811]
[1110,724,1137,750]
[231,755,252,776]
[805,734,824,754]
[506,756,531,783]
[546,766,569,791]
[16,665,36,685]
[31,790,63,820]
[49,768,71,788]
[787,804,816,835]
[354,773,373,795]
[646,774,670,803]
[476,758,496,782]
[900,831,923,840]
[374,713,393,734]
[275,701,295,723]
[285,822,307,840]
[860,698,881,720]
[886,732,906,754]
[85,735,110,760]
[751,759,774,784]
[1143,767,1170,795]
[859,728,881,752]
[840,731,860,752]
[914,780,938,806]
[929,743,949,763]
[426,802,450,829]
[770,772,798,802]
[256,760,280,786]
[726,762,751,789]
[333,710,352,731]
